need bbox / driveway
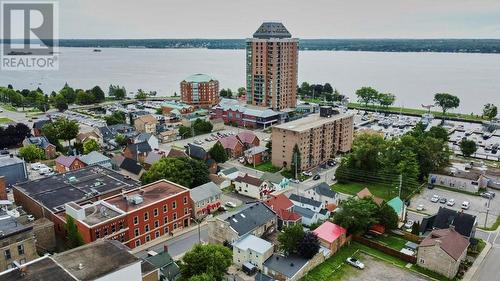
[343,254,428,281]
[409,187,499,228]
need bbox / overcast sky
[59,0,500,39]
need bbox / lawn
[0,117,14,124]
[372,234,408,251]
[331,181,398,201]
[280,169,310,181]
[478,215,500,231]
[0,103,17,112]
[246,161,281,173]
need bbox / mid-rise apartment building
[181,74,219,108]
[246,22,298,110]
[271,107,354,171]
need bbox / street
[472,229,500,281]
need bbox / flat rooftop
[274,113,353,132]
[81,201,124,226]
[0,212,32,238]
[0,155,25,167]
[53,240,139,280]
[106,180,188,212]
[15,166,140,213]
[0,257,76,281]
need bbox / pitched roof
[356,187,384,206]
[144,151,164,165]
[209,174,228,185]
[187,143,207,160]
[190,182,222,203]
[166,148,188,158]
[313,221,347,244]
[263,254,308,279]
[218,136,242,150]
[76,131,100,143]
[276,209,301,222]
[260,172,285,184]
[25,136,53,149]
[225,202,276,236]
[233,234,273,254]
[55,155,78,167]
[325,203,337,212]
[79,151,110,166]
[264,194,293,212]
[33,118,51,129]
[144,251,180,280]
[419,228,469,261]
[134,132,153,143]
[312,182,336,198]
[237,131,258,145]
[293,205,315,219]
[244,146,268,156]
[234,174,264,186]
[136,114,157,124]
[126,141,152,156]
[120,158,143,175]
[387,197,404,216]
[289,194,322,208]
[433,207,477,237]
[253,22,292,39]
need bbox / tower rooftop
[253,22,292,39]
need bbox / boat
[93,49,102,52]
[465,130,473,136]
[483,132,493,140]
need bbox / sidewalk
[463,241,492,281]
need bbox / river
[1,47,499,113]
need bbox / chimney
[0,177,7,200]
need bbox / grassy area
[303,98,325,104]
[0,103,17,112]
[478,215,500,231]
[246,161,281,173]
[348,102,485,122]
[280,169,310,181]
[0,117,14,124]
[468,239,486,257]
[372,234,408,251]
[331,181,398,201]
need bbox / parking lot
[410,187,499,227]
[343,254,428,281]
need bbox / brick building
[65,179,191,249]
[0,213,38,271]
[54,155,87,173]
[271,108,354,171]
[210,98,283,129]
[246,22,298,110]
[180,74,219,108]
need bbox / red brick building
[181,74,219,108]
[217,136,244,158]
[54,155,87,173]
[65,179,192,249]
[236,131,260,149]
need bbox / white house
[289,193,330,226]
[233,174,272,199]
[302,182,338,206]
[233,234,274,270]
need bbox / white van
[30,162,43,170]
[39,167,53,175]
[461,201,470,210]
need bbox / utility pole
[484,196,492,228]
[398,174,402,198]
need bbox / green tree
[323,83,333,94]
[265,140,272,154]
[192,119,213,135]
[56,118,80,148]
[135,89,148,100]
[141,157,209,188]
[277,224,305,255]
[298,232,320,259]
[290,144,302,178]
[189,273,214,281]
[90,86,105,103]
[178,125,193,138]
[377,93,396,107]
[105,111,126,125]
[187,158,210,188]
[75,89,95,105]
[41,122,61,150]
[434,93,460,120]
[114,134,127,146]
[83,139,100,154]
[180,244,232,281]
[333,197,379,235]
[377,203,399,230]
[344,133,386,172]
[60,83,76,104]
[426,126,449,142]
[483,103,498,120]
[209,142,228,163]
[65,215,84,249]
[19,144,45,162]
[237,87,246,97]
[460,139,477,157]
[219,88,233,99]
[356,87,379,107]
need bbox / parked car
[346,257,365,269]
[238,157,245,164]
[30,162,43,170]
[461,201,470,210]
[0,148,8,155]
[313,174,321,180]
[447,199,455,206]
[225,202,236,208]
[290,178,300,184]
[439,197,447,204]
[480,192,495,199]
[427,183,434,189]
[302,171,312,177]
[404,220,414,230]
[416,204,425,211]
[430,195,440,203]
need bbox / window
[419,258,425,264]
[172,201,177,209]
[164,227,169,234]
[135,240,141,247]
[153,208,159,217]
[133,216,138,225]
[155,231,160,238]
[145,225,150,232]
[184,208,189,215]
[144,212,149,221]
[111,225,116,233]
[103,228,108,236]
[119,221,123,230]
[17,244,24,255]
[95,230,100,238]
[173,213,177,220]
[145,235,150,242]
[134,228,140,237]
[173,223,177,229]
[164,217,168,224]
[163,204,168,213]
[183,196,187,204]
[154,220,159,228]
[4,249,11,260]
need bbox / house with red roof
[264,194,301,230]
[55,155,87,173]
[217,136,244,158]
[313,221,347,254]
[417,228,469,279]
[236,131,260,149]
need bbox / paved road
[472,229,500,281]
[134,224,208,259]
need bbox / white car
[225,202,237,208]
[416,204,425,211]
[238,156,246,163]
[302,171,313,177]
[461,201,470,210]
[30,162,43,170]
[404,220,414,230]
[430,195,439,203]
[447,199,455,206]
[346,257,365,269]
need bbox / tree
[483,103,498,120]
[277,224,305,255]
[343,133,386,172]
[377,93,395,107]
[0,123,30,148]
[83,139,100,154]
[460,139,477,157]
[75,89,95,105]
[180,244,232,281]
[55,118,79,148]
[427,126,449,142]
[60,83,76,104]
[333,197,379,235]
[323,83,333,94]
[188,273,214,281]
[19,144,45,162]
[178,125,193,139]
[114,134,127,146]
[356,87,379,107]
[109,85,126,100]
[192,119,213,135]
[298,232,320,259]
[90,86,105,103]
[135,89,148,100]
[52,94,68,112]
[290,144,301,178]
[105,111,126,125]
[209,142,228,163]
[377,203,399,230]
[265,140,272,154]
[65,216,84,249]
[187,158,210,188]
[141,157,209,188]
[219,88,233,99]
[434,93,460,120]
[237,87,246,97]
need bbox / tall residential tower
[246,22,298,111]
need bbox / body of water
[1,47,499,113]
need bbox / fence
[353,235,417,264]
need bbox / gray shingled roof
[293,206,315,219]
[226,202,276,236]
[313,182,336,198]
[263,254,308,279]
[289,194,322,208]
[253,22,292,39]
[190,182,222,203]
